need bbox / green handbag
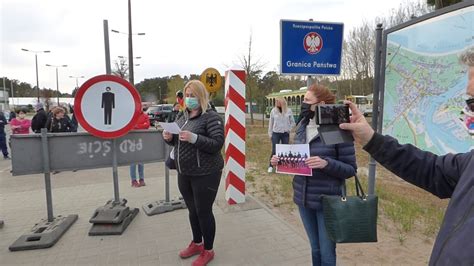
[322,175,378,243]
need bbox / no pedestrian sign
[280,20,344,75]
[74,75,142,139]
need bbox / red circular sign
[74,75,141,139]
[303,32,323,55]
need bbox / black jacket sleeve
[31,115,40,132]
[45,117,52,132]
[194,112,224,154]
[364,133,471,199]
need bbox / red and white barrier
[224,69,246,204]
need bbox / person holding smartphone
[271,84,357,265]
[338,46,474,265]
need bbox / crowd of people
[0,103,78,160]
[276,152,309,168]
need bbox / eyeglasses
[467,98,474,112]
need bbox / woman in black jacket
[163,80,224,266]
[46,107,75,133]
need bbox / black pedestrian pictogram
[101,87,115,125]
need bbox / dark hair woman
[271,84,357,265]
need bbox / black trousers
[0,133,8,157]
[104,107,113,125]
[178,171,221,250]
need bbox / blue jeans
[298,206,336,266]
[130,163,144,181]
[269,132,289,166]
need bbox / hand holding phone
[316,104,350,125]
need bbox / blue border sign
[280,20,344,75]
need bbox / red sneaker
[179,241,204,258]
[131,180,139,187]
[192,249,214,266]
[139,179,146,187]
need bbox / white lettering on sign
[291,24,334,31]
[119,139,143,154]
[77,139,143,158]
[285,60,338,69]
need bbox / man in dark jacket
[31,103,48,133]
[8,109,16,122]
[340,47,474,265]
[0,111,9,159]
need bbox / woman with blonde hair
[267,97,295,172]
[162,80,224,266]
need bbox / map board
[381,3,474,154]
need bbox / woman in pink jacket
[10,109,31,135]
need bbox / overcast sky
[1,0,410,93]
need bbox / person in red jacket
[130,107,150,187]
[10,109,31,135]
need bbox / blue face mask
[185,97,200,110]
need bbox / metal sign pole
[41,128,54,222]
[112,138,120,203]
[142,139,186,216]
[165,145,170,203]
[368,24,384,195]
[103,20,112,75]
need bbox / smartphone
[316,104,350,125]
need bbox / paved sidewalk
[0,158,311,265]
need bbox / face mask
[300,102,315,120]
[185,97,200,110]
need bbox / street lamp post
[117,56,142,60]
[10,79,15,109]
[46,64,68,106]
[69,75,85,92]
[21,48,51,103]
[158,86,162,104]
[111,0,145,86]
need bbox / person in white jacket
[268,97,295,172]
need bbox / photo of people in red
[275,144,312,176]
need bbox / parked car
[146,104,173,125]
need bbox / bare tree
[342,20,375,95]
[376,0,433,28]
[427,0,462,10]
[238,32,266,124]
[340,0,432,96]
[112,57,129,79]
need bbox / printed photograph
[275,144,312,176]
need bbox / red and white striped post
[224,68,246,204]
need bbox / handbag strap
[354,174,366,198]
[335,143,364,199]
[335,144,348,197]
